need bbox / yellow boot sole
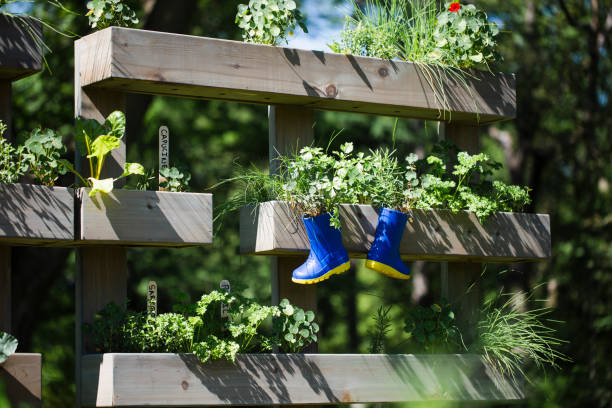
[365,260,411,280]
[292,261,351,284]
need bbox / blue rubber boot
[292,212,351,284]
[365,208,411,280]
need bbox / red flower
[449,2,461,12]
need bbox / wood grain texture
[80,353,523,407]
[0,184,74,245]
[0,353,42,406]
[240,201,551,262]
[74,65,127,408]
[442,123,481,344]
[75,27,516,124]
[268,106,317,354]
[0,15,42,81]
[77,188,213,247]
[0,246,10,332]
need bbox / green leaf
[122,162,145,177]
[88,177,114,196]
[305,311,315,322]
[104,111,126,138]
[0,332,18,364]
[75,118,105,156]
[88,135,121,162]
[299,329,310,338]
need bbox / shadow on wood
[81,353,523,407]
[76,188,213,247]
[0,353,42,407]
[0,15,42,81]
[0,184,74,246]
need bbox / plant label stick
[220,280,230,319]
[158,126,169,188]
[147,281,158,317]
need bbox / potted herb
[61,111,213,247]
[0,121,74,244]
[220,142,548,281]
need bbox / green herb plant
[274,299,319,352]
[60,111,145,196]
[404,300,463,353]
[431,2,501,69]
[471,291,570,384]
[329,0,502,120]
[215,141,531,227]
[0,332,18,364]
[0,122,28,184]
[86,0,139,30]
[369,305,393,353]
[236,0,307,45]
[86,290,318,363]
[22,127,68,186]
[160,167,191,192]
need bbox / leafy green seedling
[86,0,139,30]
[60,111,145,196]
[22,128,68,186]
[160,167,191,192]
[236,0,308,45]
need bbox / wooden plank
[442,123,481,344]
[0,15,43,81]
[0,246,10,333]
[240,201,551,262]
[75,50,127,408]
[268,106,317,349]
[76,188,213,247]
[75,27,516,124]
[0,353,42,407]
[80,353,523,407]
[0,184,74,245]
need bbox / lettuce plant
[236,0,307,45]
[60,111,144,196]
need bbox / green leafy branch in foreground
[0,332,18,364]
[470,291,570,384]
[86,290,318,363]
[60,111,145,196]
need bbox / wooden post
[268,106,317,340]
[440,123,482,345]
[75,40,128,407]
[1,80,11,333]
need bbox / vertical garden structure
[74,27,550,406]
[0,14,49,407]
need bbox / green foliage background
[1,0,610,407]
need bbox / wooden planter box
[75,27,515,124]
[81,353,522,407]
[0,184,74,245]
[0,353,42,407]
[0,15,43,81]
[76,188,213,247]
[240,201,551,262]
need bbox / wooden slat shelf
[240,201,551,262]
[81,353,523,407]
[0,184,74,246]
[75,27,516,124]
[76,188,213,247]
[0,353,42,407]
[0,15,43,81]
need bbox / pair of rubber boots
[292,208,410,284]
